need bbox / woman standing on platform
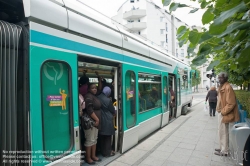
[205,86,218,116]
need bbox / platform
[106,93,235,166]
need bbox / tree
[191,68,201,92]
[162,0,250,90]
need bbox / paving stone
[162,140,180,147]
[139,156,166,166]
[106,160,130,166]
[156,145,176,153]
[148,151,171,160]
[171,147,193,156]
[178,142,196,150]
[191,150,212,160]
[168,153,190,164]
[161,160,186,166]
[187,156,211,166]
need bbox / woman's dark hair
[79,75,89,86]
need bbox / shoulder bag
[82,113,95,130]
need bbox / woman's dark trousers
[209,102,217,116]
[100,135,112,157]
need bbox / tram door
[161,72,169,127]
[29,45,80,165]
[169,74,177,120]
[120,63,139,153]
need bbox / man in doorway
[215,72,239,156]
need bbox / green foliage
[189,8,199,13]
[162,0,171,6]
[235,90,250,118]
[202,9,214,24]
[162,0,250,86]
[191,67,201,87]
[169,3,189,12]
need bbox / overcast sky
[80,0,205,27]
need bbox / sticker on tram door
[46,88,67,110]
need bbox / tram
[0,0,193,165]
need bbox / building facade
[112,0,190,63]
[112,0,211,88]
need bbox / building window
[130,0,134,3]
[161,41,164,47]
[176,49,178,57]
[160,29,164,34]
[166,34,168,43]
[181,49,184,57]
[166,23,168,31]
[160,17,163,22]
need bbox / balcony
[123,9,146,20]
[124,22,147,31]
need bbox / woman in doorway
[98,86,116,157]
[169,86,175,119]
[84,83,102,165]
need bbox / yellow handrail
[113,101,117,130]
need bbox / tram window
[125,71,136,128]
[138,73,162,112]
[181,75,188,90]
[41,61,72,158]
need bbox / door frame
[161,72,169,127]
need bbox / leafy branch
[162,0,250,88]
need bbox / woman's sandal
[92,158,102,162]
[110,152,115,156]
[106,152,115,157]
[86,161,95,165]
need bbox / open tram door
[77,59,121,153]
[29,45,80,165]
[168,74,177,121]
[161,72,169,127]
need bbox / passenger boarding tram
[0,0,193,165]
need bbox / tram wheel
[181,105,188,115]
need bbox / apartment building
[112,0,210,88]
[112,0,190,63]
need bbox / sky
[80,0,206,27]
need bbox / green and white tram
[0,0,193,165]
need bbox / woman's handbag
[82,113,95,130]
